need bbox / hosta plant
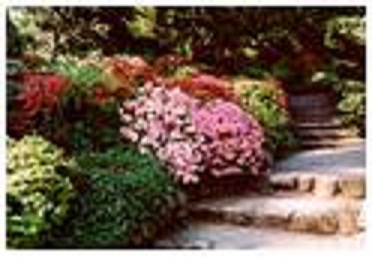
[120,83,266,184]
[7,135,74,248]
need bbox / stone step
[300,138,364,149]
[295,119,343,130]
[155,222,365,249]
[270,171,365,199]
[189,193,363,235]
[273,142,365,198]
[270,171,366,199]
[296,128,356,140]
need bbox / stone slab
[155,222,365,249]
[189,193,362,235]
[271,142,365,198]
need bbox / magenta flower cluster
[120,83,266,184]
[191,100,265,177]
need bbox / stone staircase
[155,142,365,249]
[295,118,361,149]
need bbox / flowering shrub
[153,54,192,77]
[120,83,266,184]
[191,100,266,177]
[165,74,239,104]
[7,72,69,138]
[7,136,74,248]
[121,84,202,183]
[101,55,155,98]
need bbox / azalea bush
[165,74,239,104]
[101,55,155,98]
[191,100,267,177]
[7,135,74,248]
[53,146,184,248]
[7,72,69,138]
[120,83,266,184]
[153,54,194,77]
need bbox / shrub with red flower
[7,72,69,137]
[153,54,191,76]
[165,74,240,104]
[101,55,156,98]
[120,83,266,185]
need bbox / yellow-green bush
[7,136,74,248]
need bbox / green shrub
[240,84,297,155]
[55,146,184,248]
[7,135,74,248]
[313,67,365,136]
[336,80,365,136]
[63,101,121,154]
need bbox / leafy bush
[238,81,296,155]
[312,67,365,136]
[325,16,365,49]
[120,83,266,184]
[56,146,183,248]
[7,135,74,248]
[62,101,122,154]
[335,80,365,136]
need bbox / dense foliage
[313,15,365,135]
[7,8,364,72]
[7,136,74,248]
[6,7,365,249]
[236,79,297,154]
[54,146,183,248]
[120,83,266,184]
[336,80,365,136]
